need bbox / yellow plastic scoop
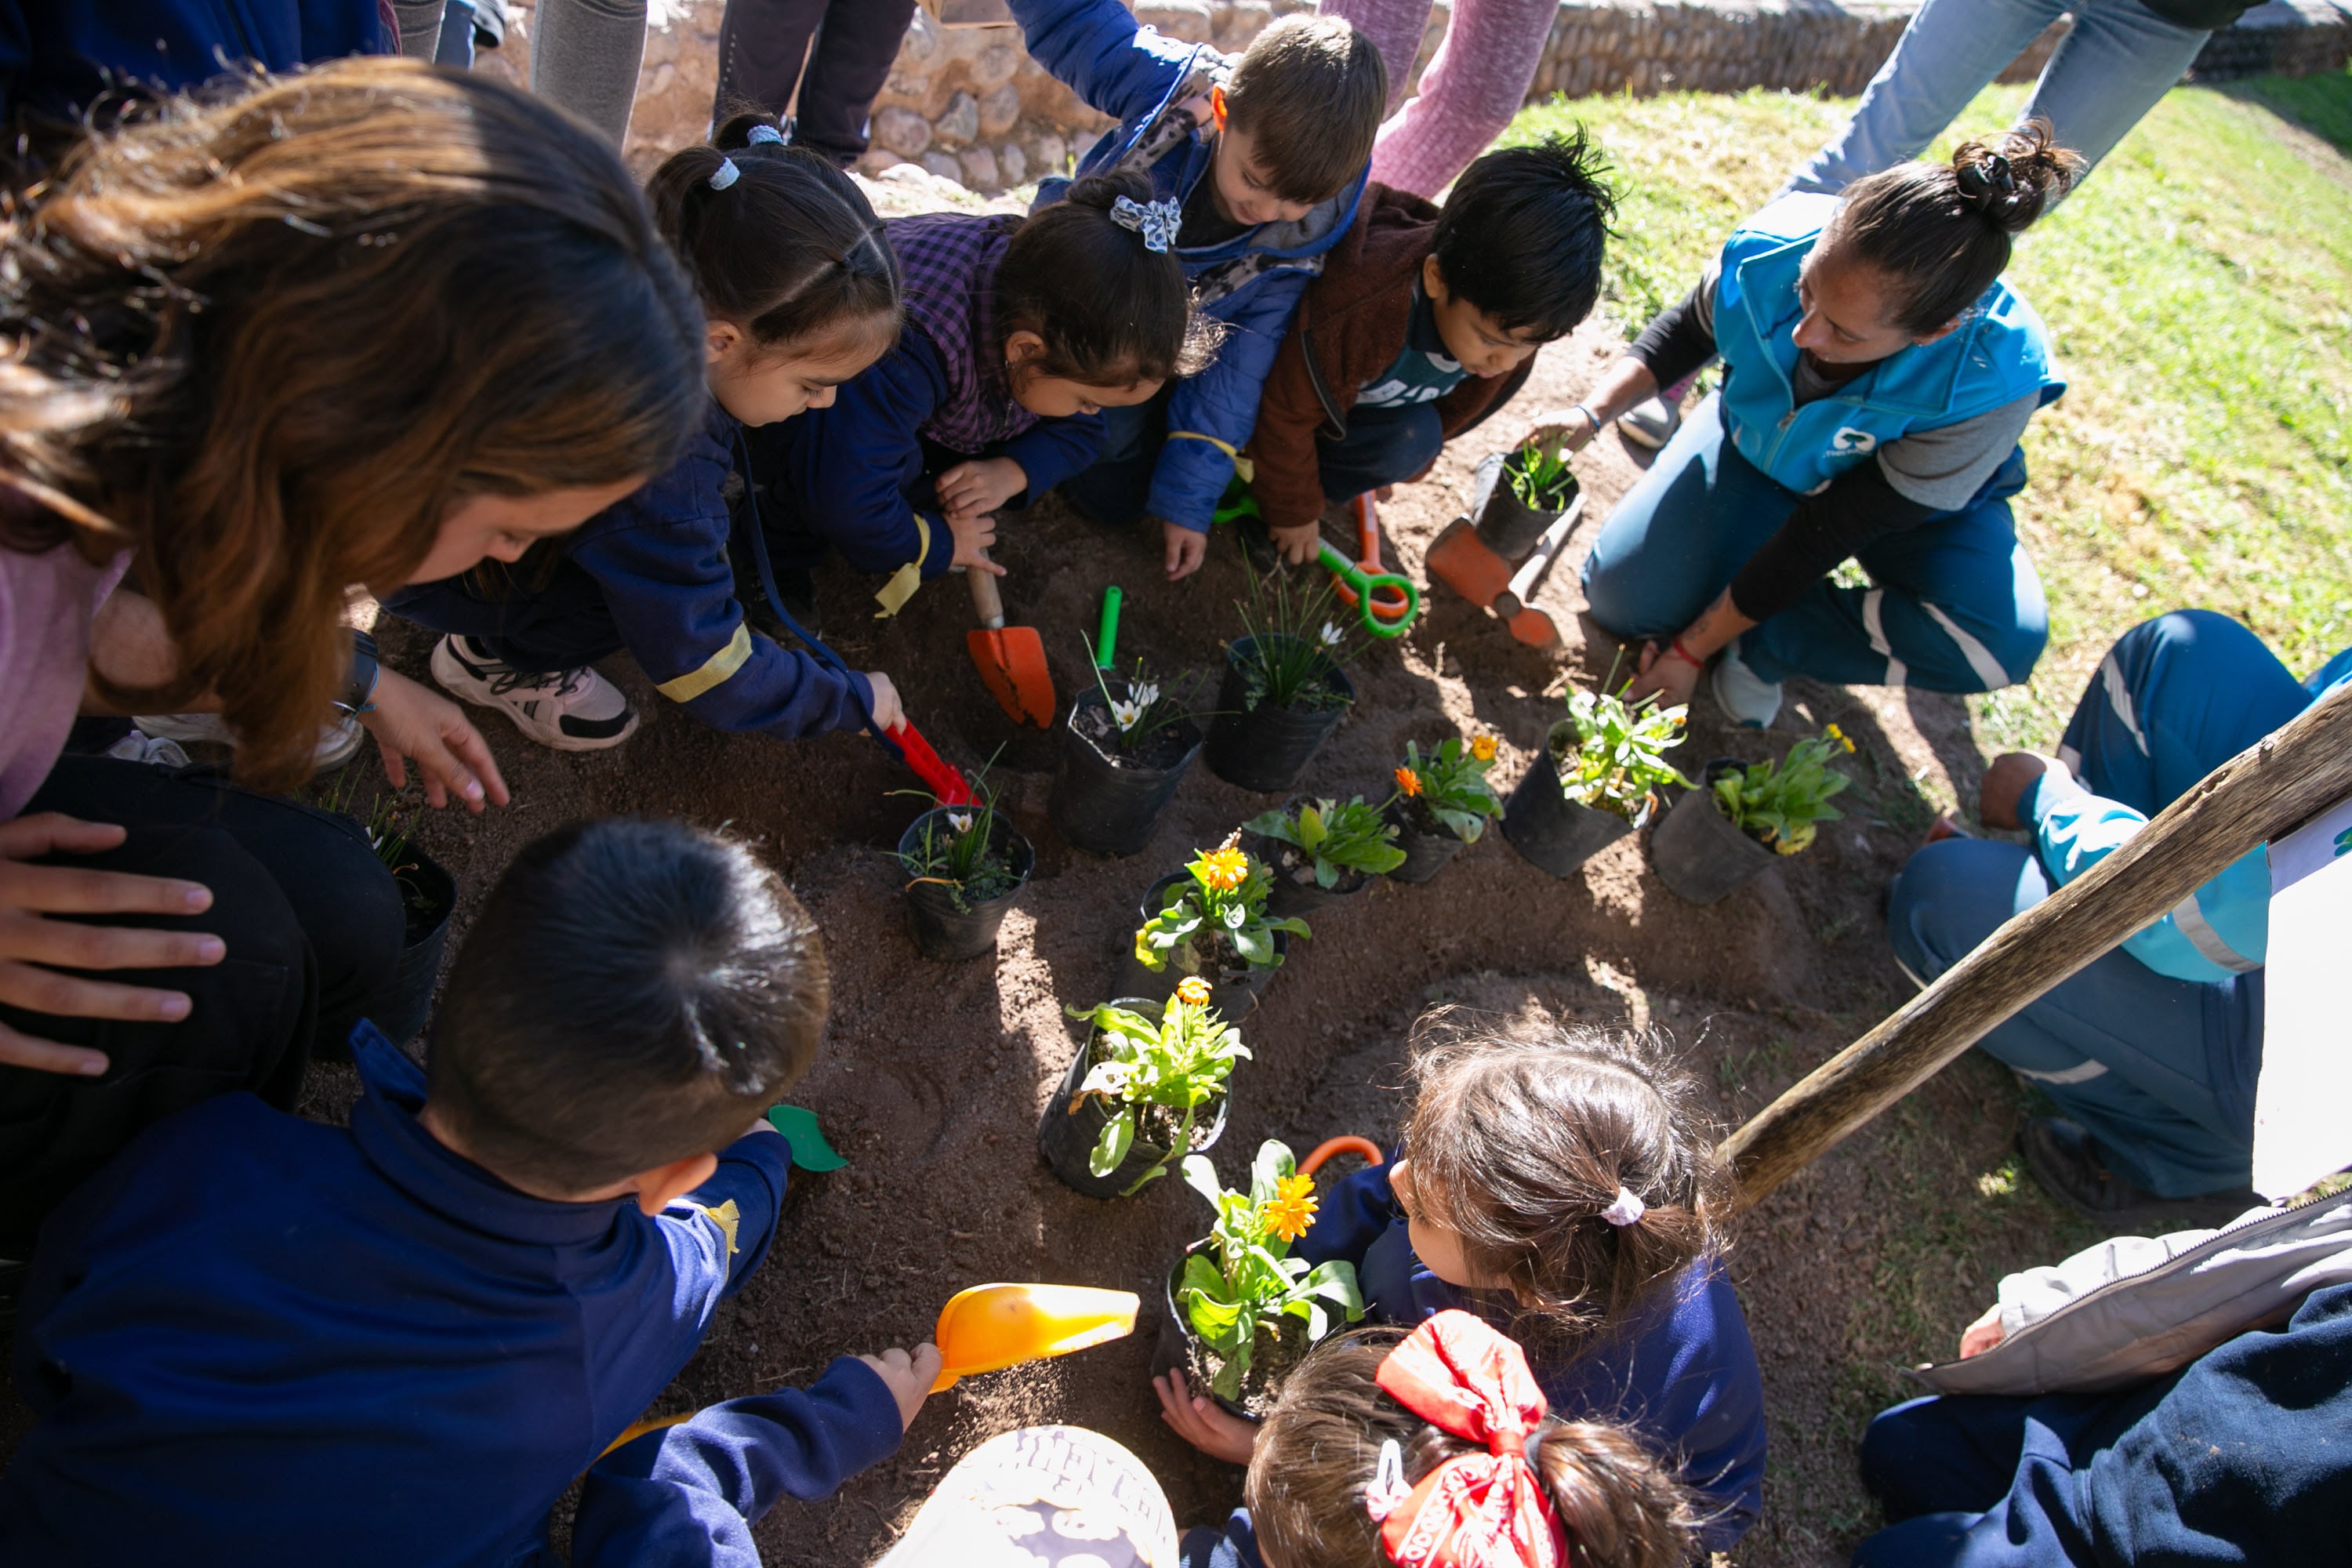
[931,1282,1140,1392]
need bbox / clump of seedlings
[1044,981,1248,1197]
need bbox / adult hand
[1622,638,1701,710]
[947,507,1004,576]
[1152,1369,1258,1464]
[936,458,1027,526]
[1958,1302,2005,1359]
[1161,521,1207,581]
[1269,521,1323,567]
[0,813,224,1076]
[858,1343,946,1432]
[1515,405,1603,457]
[864,673,905,735]
[359,668,509,811]
[1978,752,2061,832]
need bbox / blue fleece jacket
[567,398,875,737]
[1291,1163,1768,1549]
[1010,0,1364,533]
[0,0,388,124]
[0,1023,892,1568]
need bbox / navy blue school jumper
[0,1023,899,1566]
[0,1,389,125]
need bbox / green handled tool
[1094,585,1123,668]
[1319,542,1419,638]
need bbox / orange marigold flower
[1468,733,1498,762]
[1394,766,1423,797]
[1265,1172,1319,1242]
[1176,976,1213,1007]
[1196,846,1250,891]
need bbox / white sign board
[2252,793,2352,1200]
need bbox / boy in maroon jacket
[1247,132,1614,562]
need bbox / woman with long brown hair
[0,56,705,1283]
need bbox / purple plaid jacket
[886,212,1040,456]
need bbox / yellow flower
[1393,766,1423,797]
[1824,723,1856,754]
[1176,976,1212,1007]
[1196,846,1250,891]
[1468,733,1498,763]
[1265,1172,1319,1242]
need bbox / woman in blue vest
[1533,125,2082,725]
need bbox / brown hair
[998,169,1223,388]
[1248,1331,1705,1568]
[1401,1011,1731,1353]
[0,57,705,789]
[1828,119,2085,335]
[1221,15,1388,205]
[428,818,828,1196]
[644,111,900,352]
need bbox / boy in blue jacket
[0,818,936,1566]
[1010,0,1388,579]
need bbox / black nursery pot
[1650,758,1779,906]
[1385,799,1468,884]
[1473,450,1579,561]
[372,850,456,1047]
[1114,872,1287,1019]
[1501,722,1646,877]
[1242,822,1374,918]
[896,808,1036,962]
[1049,683,1203,858]
[1151,1245,1301,1421]
[1203,637,1355,793]
[1036,998,1230,1200]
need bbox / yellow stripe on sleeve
[654,622,753,702]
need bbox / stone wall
[477,0,2352,193]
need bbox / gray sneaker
[430,635,638,751]
[132,711,366,771]
[1709,644,1783,728]
[1617,394,1682,451]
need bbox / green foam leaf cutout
[766,1104,848,1171]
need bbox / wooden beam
[1720,683,2352,1211]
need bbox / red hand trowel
[1425,492,1586,649]
[965,550,1055,727]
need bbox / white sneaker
[1617,394,1682,451]
[132,711,367,771]
[104,731,193,769]
[430,635,638,751]
[1710,644,1783,728]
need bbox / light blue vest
[1712,194,2063,499]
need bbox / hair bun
[1951,120,2084,234]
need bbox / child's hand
[863,673,903,734]
[947,506,1005,576]
[858,1343,945,1432]
[1269,521,1323,566]
[1152,1369,1258,1464]
[937,458,1027,523]
[1958,1302,2005,1359]
[1160,520,1207,581]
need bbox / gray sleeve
[1875,390,2040,511]
[1690,255,1718,340]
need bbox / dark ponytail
[644,111,901,350]
[1828,118,2085,336]
[994,168,1225,389]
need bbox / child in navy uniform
[1156,1013,1767,1552]
[388,116,906,751]
[742,168,1219,616]
[0,818,935,1566]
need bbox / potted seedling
[1652,725,1857,905]
[1204,568,1359,793]
[1241,795,1406,916]
[1503,685,1692,877]
[1386,734,1503,884]
[895,775,1036,961]
[1121,833,1311,1018]
[314,777,456,1046]
[1038,980,1247,1200]
[1050,655,1204,858]
[1475,437,1581,560]
[1152,1139,1364,1417]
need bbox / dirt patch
[0,322,2107,1563]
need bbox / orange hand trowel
[930,1281,1140,1392]
[1425,492,1586,650]
[966,550,1055,727]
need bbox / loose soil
[0,321,2107,1563]
[1070,695,1199,772]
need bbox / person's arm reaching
[1151,267,1312,576]
[1517,260,1720,457]
[1007,0,1205,127]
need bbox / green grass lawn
[1502,73,2352,753]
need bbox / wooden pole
[1720,683,2352,1212]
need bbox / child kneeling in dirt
[1245,133,1617,566]
[1156,1014,1766,1552]
[0,818,937,1565]
[740,168,1220,621]
[387,115,906,753]
[1181,1311,1708,1568]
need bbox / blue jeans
[1058,387,1173,529]
[1579,394,2047,693]
[1884,612,2303,1196]
[1318,400,1446,505]
[1786,0,2212,196]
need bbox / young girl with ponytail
[742,168,1222,622]
[1181,1312,1706,1568]
[387,113,909,750]
[1157,1014,1766,1550]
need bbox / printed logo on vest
[1829,426,1878,455]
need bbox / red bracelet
[1664,636,1708,670]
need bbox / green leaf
[1088,1112,1134,1178]
[765,1105,848,1171]
[1182,1153,1225,1210]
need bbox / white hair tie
[746,124,786,146]
[1363,1437,1411,1521]
[1109,194,1181,253]
[1600,1186,1646,1227]
[708,157,742,191]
